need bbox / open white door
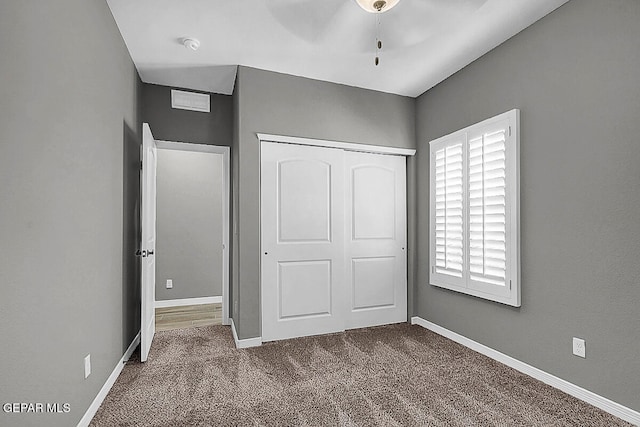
[141,123,157,362]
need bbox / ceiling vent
[171,89,210,113]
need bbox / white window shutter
[429,109,520,307]
[467,122,511,298]
[430,136,466,290]
[435,143,464,277]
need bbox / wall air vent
[171,89,210,113]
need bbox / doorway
[140,123,230,361]
[154,140,230,325]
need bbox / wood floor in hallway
[155,303,222,331]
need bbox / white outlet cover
[572,337,586,358]
[166,279,173,289]
[84,354,91,378]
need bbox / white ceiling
[107,0,568,97]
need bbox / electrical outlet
[166,279,173,289]
[572,337,586,358]
[84,354,91,378]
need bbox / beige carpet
[91,324,630,426]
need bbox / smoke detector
[182,38,200,51]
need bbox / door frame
[155,140,231,326]
[257,133,416,156]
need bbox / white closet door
[344,152,407,329]
[261,142,346,342]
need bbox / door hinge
[508,126,512,137]
[509,280,512,289]
[140,161,143,170]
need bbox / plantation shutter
[468,126,508,290]
[429,109,520,307]
[434,143,464,277]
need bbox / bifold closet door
[344,152,407,329]
[261,142,346,342]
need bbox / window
[429,109,520,306]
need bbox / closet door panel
[261,142,346,342]
[352,256,396,309]
[345,152,407,329]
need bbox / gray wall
[233,66,416,338]
[415,0,640,411]
[0,1,141,426]
[142,83,232,146]
[156,149,224,300]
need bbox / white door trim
[155,296,222,308]
[257,133,416,156]
[155,140,231,326]
[156,140,228,155]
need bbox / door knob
[148,250,154,255]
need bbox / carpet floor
[91,324,630,426]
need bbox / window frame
[429,109,521,307]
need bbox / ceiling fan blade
[381,0,489,49]
[265,0,489,53]
[316,2,376,53]
[403,0,488,14]
[266,0,351,43]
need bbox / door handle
[138,249,154,257]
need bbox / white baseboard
[155,296,222,308]
[411,317,640,426]
[77,332,140,427]
[230,318,262,349]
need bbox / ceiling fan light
[355,0,400,13]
